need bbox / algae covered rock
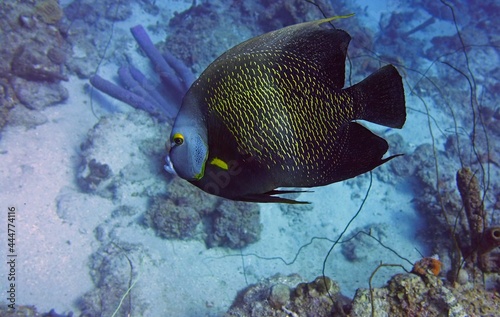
[145,195,201,239]
[76,158,112,193]
[350,273,468,317]
[207,200,262,249]
[0,0,71,133]
[226,270,500,316]
[225,274,349,317]
[145,187,262,248]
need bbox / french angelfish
[167,17,406,204]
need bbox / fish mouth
[164,155,177,176]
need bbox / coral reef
[279,200,314,227]
[4,0,494,315]
[225,270,500,317]
[252,0,338,32]
[130,25,192,95]
[62,0,166,80]
[11,44,68,82]
[146,195,201,239]
[11,77,68,111]
[0,305,39,317]
[0,1,71,134]
[207,200,262,249]
[76,107,261,248]
[163,1,355,76]
[351,273,463,317]
[104,2,131,22]
[411,256,442,277]
[391,145,500,285]
[144,180,262,248]
[391,143,462,275]
[350,271,500,317]
[163,173,221,207]
[225,274,349,317]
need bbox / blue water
[0,0,498,316]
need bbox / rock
[47,47,68,65]
[269,284,291,309]
[79,242,147,316]
[11,44,68,82]
[0,0,71,134]
[145,196,201,239]
[6,105,48,128]
[0,79,17,132]
[350,273,471,317]
[164,175,220,208]
[105,3,132,21]
[143,177,262,247]
[11,77,68,110]
[456,269,469,285]
[225,274,347,317]
[76,158,113,196]
[226,270,500,316]
[34,0,63,25]
[341,224,389,262]
[207,200,262,249]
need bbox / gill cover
[169,94,208,181]
[169,130,208,180]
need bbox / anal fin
[239,190,312,204]
[329,122,400,182]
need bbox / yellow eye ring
[173,133,184,145]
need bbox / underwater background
[0,0,499,316]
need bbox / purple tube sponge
[162,51,196,92]
[90,24,195,121]
[127,65,178,119]
[90,75,159,116]
[130,25,184,94]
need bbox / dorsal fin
[212,17,352,90]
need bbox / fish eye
[173,133,184,145]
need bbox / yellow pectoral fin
[210,157,229,170]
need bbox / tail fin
[348,64,406,128]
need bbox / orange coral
[412,257,442,277]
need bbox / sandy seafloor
[0,0,498,316]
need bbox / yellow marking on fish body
[210,157,229,170]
